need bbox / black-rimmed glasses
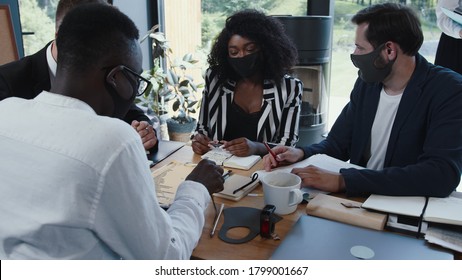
[119,65,152,97]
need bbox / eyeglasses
[119,65,152,97]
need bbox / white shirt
[367,88,402,170]
[46,42,57,76]
[436,0,462,39]
[0,92,210,259]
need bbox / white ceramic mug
[261,172,303,215]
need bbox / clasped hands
[191,133,259,157]
[131,120,158,151]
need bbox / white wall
[113,0,152,70]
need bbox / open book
[362,192,462,227]
[201,148,261,170]
[255,154,364,199]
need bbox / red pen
[263,142,278,167]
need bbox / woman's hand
[191,133,211,155]
[220,137,258,157]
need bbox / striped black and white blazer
[196,68,302,146]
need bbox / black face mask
[104,80,134,120]
[350,44,395,83]
[228,52,260,78]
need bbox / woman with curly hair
[192,9,303,157]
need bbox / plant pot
[166,118,197,142]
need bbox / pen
[222,170,232,180]
[263,142,278,166]
[210,203,224,237]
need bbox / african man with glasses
[0,0,158,152]
[0,3,224,260]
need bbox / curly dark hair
[208,9,298,85]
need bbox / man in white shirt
[0,3,224,259]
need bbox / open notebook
[201,148,261,170]
[255,154,364,199]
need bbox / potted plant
[137,25,203,142]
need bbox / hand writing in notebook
[262,145,305,171]
[220,137,271,157]
[185,159,225,195]
[191,130,212,155]
[263,142,278,167]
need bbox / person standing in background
[435,0,462,74]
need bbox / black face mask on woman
[350,43,395,83]
[228,52,260,78]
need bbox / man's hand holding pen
[262,146,305,171]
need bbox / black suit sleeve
[123,103,151,124]
[123,103,159,153]
[0,74,11,101]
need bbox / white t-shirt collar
[46,41,57,77]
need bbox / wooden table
[152,144,461,260]
[152,145,306,260]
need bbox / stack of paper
[425,224,462,253]
[362,192,462,227]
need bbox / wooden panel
[0,5,19,65]
[163,0,202,119]
[163,0,201,60]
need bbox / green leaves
[138,26,203,122]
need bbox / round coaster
[350,245,375,259]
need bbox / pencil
[263,142,278,166]
[247,193,263,197]
[210,203,225,237]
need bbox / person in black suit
[434,0,462,75]
[0,0,158,151]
